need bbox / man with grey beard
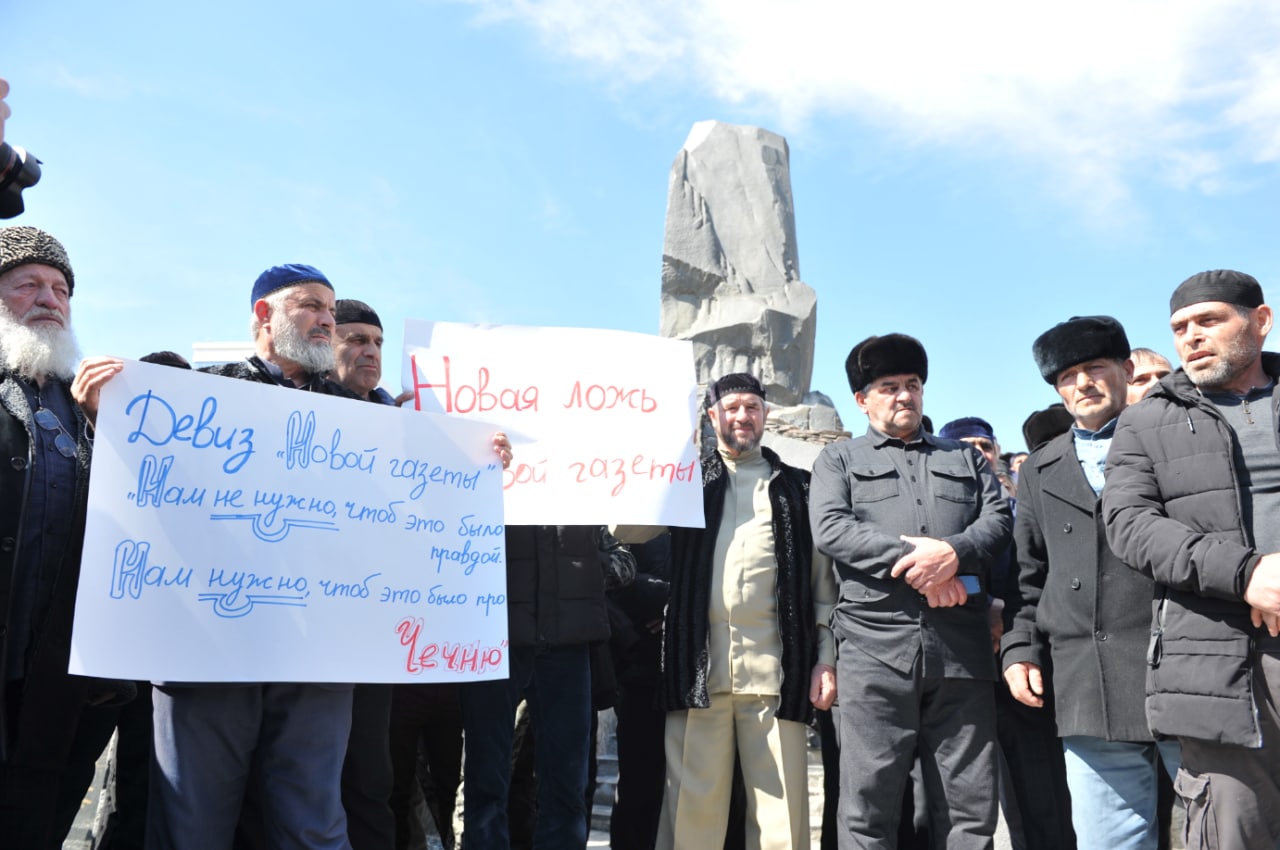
[621,372,836,850]
[200,263,350,389]
[1105,270,1280,849]
[140,264,362,849]
[0,225,130,845]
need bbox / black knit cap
[706,372,765,407]
[845,333,927,393]
[1022,404,1075,452]
[334,299,382,329]
[1169,269,1264,316]
[1032,315,1130,385]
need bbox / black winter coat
[1103,355,1280,747]
[1003,430,1157,742]
[662,447,818,724]
[0,373,92,766]
[200,356,358,399]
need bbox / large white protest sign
[401,322,704,527]
[70,360,508,683]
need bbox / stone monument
[661,120,846,468]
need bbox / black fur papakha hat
[845,334,927,394]
[1032,316,1130,385]
[1169,269,1264,316]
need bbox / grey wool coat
[1001,429,1158,742]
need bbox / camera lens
[0,142,42,218]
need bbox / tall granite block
[661,121,817,407]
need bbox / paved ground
[66,747,1009,849]
[64,751,106,850]
[70,734,1192,850]
[586,754,1016,848]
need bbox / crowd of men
[3,210,1280,850]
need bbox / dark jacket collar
[247,355,329,389]
[1153,352,1280,407]
[704,443,785,482]
[1033,430,1098,512]
[865,425,934,448]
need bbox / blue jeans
[1063,735,1181,850]
[460,644,592,850]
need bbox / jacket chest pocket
[850,463,898,503]
[929,463,978,505]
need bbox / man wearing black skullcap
[333,299,397,405]
[0,225,131,844]
[1104,270,1280,849]
[330,299,476,850]
[1004,316,1179,850]
[323,297,401,848]
[810,334,1011,849]
[616,372,837,849]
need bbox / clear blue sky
[6,0,1278,451]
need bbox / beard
[0,302,80,381]
[723,423,762,454]
[1187,334,1260,391]
[273,318,335,375]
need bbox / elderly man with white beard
[0,225,131,846]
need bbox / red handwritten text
[411,355,539,414]
[559,455,701,496]
[562,382,658,413]
[503,460,548,491]
[397,616,507,675]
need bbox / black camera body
[0,142,41,218]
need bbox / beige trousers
[657,692,810,850]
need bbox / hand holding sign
[71,361,509,683]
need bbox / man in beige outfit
[620,372,837,850]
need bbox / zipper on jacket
[1147,590,1167,668]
